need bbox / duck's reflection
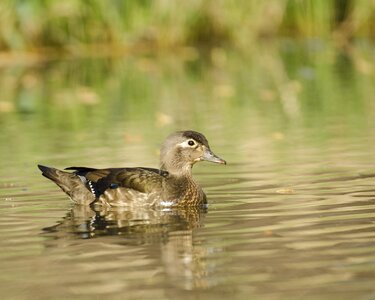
[44,205,205,239]
[43,205,214,290]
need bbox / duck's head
[160,130,226,176]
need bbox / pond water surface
[1,41,375,299]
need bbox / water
[1,41,375,299]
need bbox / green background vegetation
[0,0,374,53]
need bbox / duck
[38,130,226,208]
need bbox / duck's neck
[161,163,201,204]
[160,160,194,179]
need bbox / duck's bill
[202,149,226,165]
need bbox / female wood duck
[38,130,226,208]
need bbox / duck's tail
[38,165,95,205]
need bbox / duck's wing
[65,167,168,196]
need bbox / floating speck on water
[276,187,295,194]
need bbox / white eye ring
[187,139,196,147]
[178,139,197,148]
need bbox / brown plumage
[38,130,226,208]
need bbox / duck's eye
[188,140,196,146]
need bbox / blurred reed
[0,0,374,54]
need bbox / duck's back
[81,167,206,207]
[69,167,169,205]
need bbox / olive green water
[1,41,375,300]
